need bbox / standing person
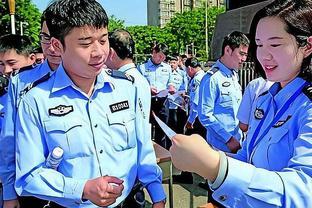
[105,29,151,122]
[169,0,312,207]
[0,7,62,208]
[167,55,188,136]
[138,43,171,148]
[14,1,166,208]
[237,77,273,132]
[198,31,249,154]
[173,57,206,184]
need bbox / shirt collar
[147,58,163,67]
[118,63,136,73]
[215,59,234,77]
[269,77,306,107]
[51,63,113,93]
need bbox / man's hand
[4,199,20,208]
[226,137,241,153]
[151,87,158,96]
[168,85,176,95]
[83,176,124,207]
[152,200,166,208]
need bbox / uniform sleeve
[188,79,200,124]
[134,86,166,203]
[198,75,232,143]
[213,105,312,208]
[237,83,253,125]
[15,98,88,207]
[0,79,18,200]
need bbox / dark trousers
[19,196,64,208]
[185,117,206,138]
[150,97,168,148]
[116,182,145,208]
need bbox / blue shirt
[237,77,273,125]
[0,93,7,133]
[215,77,312,207]
[198,60,242,152]
[118,63,151,121]
[0,60,53,200]
[167,68,188,109]
[15,65,165,207]
[138,58,171,92]
[187,70,205,124]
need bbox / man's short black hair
[152,43,169,56]
[109,29,135,60]
[45,0,109,46]
[185,57,201,68]
[221,31,249,56]
[0,34,33,56]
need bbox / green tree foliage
[108,15,125,31]
[166,6,225,60]
[0,0,41,47]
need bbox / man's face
[0,49,34,76]
[170,60,178,70]
[151,51,166,65]
[227,44,248,69]
[40,21,61,69]
[55,26,109,81]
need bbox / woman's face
[256,17,306,87]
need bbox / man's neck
[116,59,133,70]
[219,56,232,70]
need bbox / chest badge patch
[49,105,73,116]
[273,115,292,128]
[254,108,264,120]
[222,81,231,87]
[109,100,129,113]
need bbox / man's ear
[108,47,116,60]
[29,53,36,65]
[224,45,232,56]
[51,37,64,54]
[302,36,312,58]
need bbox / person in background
[14,0,166,207]
[170,0,312,207]
[198,31,249,154]
[0,34,35,76]
[138,43,171,148]
[0,7,62,208]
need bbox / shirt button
[99,150,103,154]
[219,195,227,201]
[94,124,98,128]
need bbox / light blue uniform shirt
[187,70,205,124]
[198,60,242,152]
[0,60,53,200]
[237,77,273,125]
[15,65,165,207]
[214,77,312,207]
[118,63,151,121]
[138,58,171,92]
[168,68,188,109]
[0,93,7,133]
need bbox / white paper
[152,112,176,140]
[156,89,169,98]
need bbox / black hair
[108,29,135,60]
[45,0,109,46]
[249,0,312,81]
[152,43,169,56]
[185,57,201,68]
[221,31,250,56]
[33,47,43,54]
[0,34,33,56]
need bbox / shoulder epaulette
[258,90,269,97]
[19,72,51,96]
[207,67,219,76]
[106,69,134,83]
[12,64,37,77]
[303,84,312,100]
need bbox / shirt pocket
[43,117,90,157]
[107,112,136,151]
[267,128,291,170]
[220,89,233,106]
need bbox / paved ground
[145,173,209,208]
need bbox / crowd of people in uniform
[0,0,311,207]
